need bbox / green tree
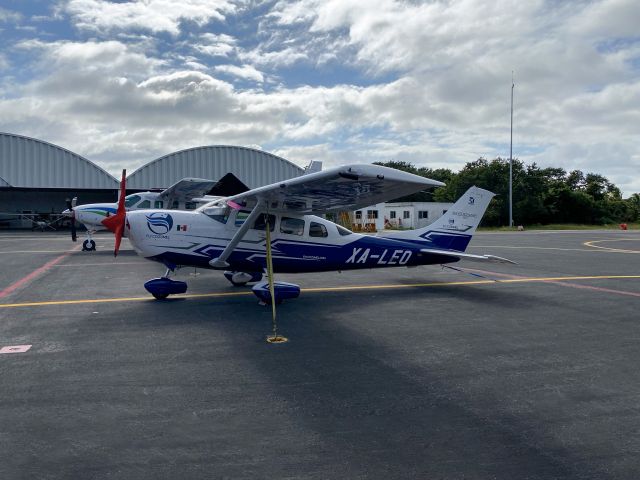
[373,161,454,202]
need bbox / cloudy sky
[0,0,638,195]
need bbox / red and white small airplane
[102,164,514,303]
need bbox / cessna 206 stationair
[103,164,514,302]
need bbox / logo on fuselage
[146,212,173,235]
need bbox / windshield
[124,194,141,208]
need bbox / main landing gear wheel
[152,292,169,300]
[82,239,96,251]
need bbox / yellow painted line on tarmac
[0,274,639,309]
[583,239,640,254]
[0,291,253,308]
[469,245,594,252]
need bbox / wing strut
[208,200,265,269]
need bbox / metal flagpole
[509,72,514,228]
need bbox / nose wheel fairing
[144,277,188,299]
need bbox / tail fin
[390,186,495,252]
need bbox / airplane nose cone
[126,212,143,246]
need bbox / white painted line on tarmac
[0,345,32,354]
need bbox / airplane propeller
[65,196,78,242]
[101,169,127,256]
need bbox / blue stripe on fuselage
[148,235,460,273]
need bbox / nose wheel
[82,239,96,251]
[81,230,97,251]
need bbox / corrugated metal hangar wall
[0,133,306,227]
[126,145,304,190]
[0,133,119,190]
[0,133,119,218]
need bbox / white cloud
[0,7,22,23]
[194,33,237,57]
[570,0,640,38]
[65,0,237,35]
[239,46,308,68]
[214,64,264,83]
[1,1,639,195]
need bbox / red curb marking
[0,246,79,300]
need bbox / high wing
[221,164,445,214]
[157,178,217,207]
[420,248,517,264]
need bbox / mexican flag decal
[176,224,188,231]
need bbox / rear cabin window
[336,225,352,236]
[309,222,328,238]
[154,200,164,209]
[280,217,305,236]
[253,213,276,231]
[124,195,141,208]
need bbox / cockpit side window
[124,194,141,208]
[309,221,328,238]
[138,200,151,208]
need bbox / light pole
[509,72,514,228]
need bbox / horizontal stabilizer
[420,248,516,264]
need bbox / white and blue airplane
[63,177,220,251]
[103,164,514,302]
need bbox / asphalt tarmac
[0,229,639,479]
